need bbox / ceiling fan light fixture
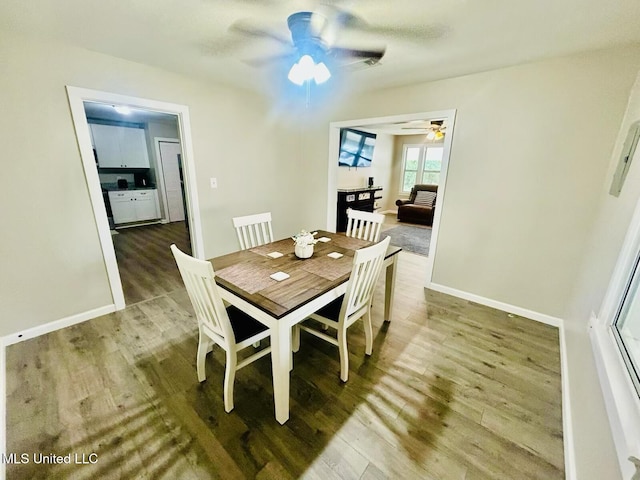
[313,61,331,84]
[287,63,305,85]
[298,54,315,72]
[288,54,331,86]
[288,54,315,85]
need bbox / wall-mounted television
[338,128,376,167]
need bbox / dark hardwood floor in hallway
[6,250,564,479]
[113,221,191,305]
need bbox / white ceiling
[4,0,639,96]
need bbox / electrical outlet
[210,177,218,189]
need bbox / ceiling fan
[400,120,447,139]
[231,6,387,86]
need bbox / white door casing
[159,140,186,222]
[66,86,204,310]
[327,110,457,287]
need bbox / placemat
[216,263,280,294]
[250,238,295,257]
[329,235,371,251]
[300,254,353,281]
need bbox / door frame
[66,86,204,310]
[327,109,456,286]
[153,137,181,224]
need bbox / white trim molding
[590,316,640,479]
[0,304,116,480]
[558,324,577,480]
[153,136,181,224]
[428,282,563,327]
[327,110,457,288]
[2,305,116,347]
[0,338,6,480]
[65,87,204,312]
[589,193,640,478]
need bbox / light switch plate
[210,177,218,189]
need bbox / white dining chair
[232,212,274,250]
[293,236,391,382]
[170,244,272,413]
[345,208,385,242]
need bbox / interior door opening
[84,102,192,306]
[67,86,204,311]
[328,110,456,287]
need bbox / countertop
[102,184,157,192]
[337,186,383,193]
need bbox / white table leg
[384,256,398,322]
[270,323,291,424]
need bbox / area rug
[380,225,431,256]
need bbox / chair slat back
[232,212,274,250]
[341,237,390,319]
[345,208,384,242]
[170,245,234,343]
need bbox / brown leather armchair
[396,184,438,226]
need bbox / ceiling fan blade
[230,19,292,46]
[330,46,386,63]
[243,51,296,68]
[359,23,449,42]
[319,5,448,43]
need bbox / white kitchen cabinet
[134,190,160,221]
[109,191,137,224]
[91,124,150,168]
[108,189,160,225]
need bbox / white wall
[295,45,640,479]
[0,32,307,336]
[565,70,640,478]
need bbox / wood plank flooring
[6,248,564,479]
[113,221,191,305]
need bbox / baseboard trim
[0,339,6,480]
[2,304,116,347]
[1,304,115,480]
[559,323,577,480]
[427,281,573,477]
[427,282,563,327]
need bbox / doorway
[67,86,204,310]
[156,139,187,224]
[327,110,456,286]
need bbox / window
[339,129,376,167]
[612,252,640,395]
[590,197,640,477]
[401,144,444,193]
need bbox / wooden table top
[209,230,401,319]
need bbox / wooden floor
[6,245,564,479]
[113,221,191,305]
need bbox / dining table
[208,229,402,424]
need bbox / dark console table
[336,186,383,232]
